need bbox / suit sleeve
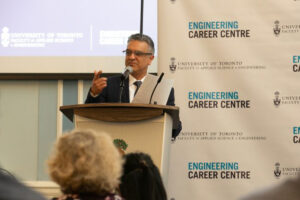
[85,87,108,103]
[166,88,175,106]
[167,88,182,139]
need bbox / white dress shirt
[129,74,146,102]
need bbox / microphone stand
[149,73,164,104]
[119,67,132,102]
[119,76,125,103]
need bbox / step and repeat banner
[158,0,300,199]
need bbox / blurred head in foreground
[120,152,167,200]
[48,129,123,197]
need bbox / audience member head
[48,129,123,196]
[0,168,46,200]
[120,152,167,200]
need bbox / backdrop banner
[158,0,300,199]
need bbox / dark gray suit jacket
[85,75,181,138]
[0,171,47,200]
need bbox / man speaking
[85,33,181,139]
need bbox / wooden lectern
[60,103,179,185]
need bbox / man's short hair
[127,33,155,54]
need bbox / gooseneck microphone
[149,72,164,104]
[119,66,133,102]
[121,66,133,81]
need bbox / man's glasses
[122,49,153,57]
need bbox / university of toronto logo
[273,20,281,37]
[274,162,281,178]
[1,27,10,47]
[169,57,177,72]
[273,91,281,107]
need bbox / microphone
[119,66,133,102]
[157,72,164,83]
[149,72,164,104]
[121,66,133,80]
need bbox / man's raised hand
[90,70,107,96]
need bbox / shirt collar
[129,74,147,86]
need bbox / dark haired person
[0,168,46,200]
[119,152,167,200]
[85,33,181,139]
